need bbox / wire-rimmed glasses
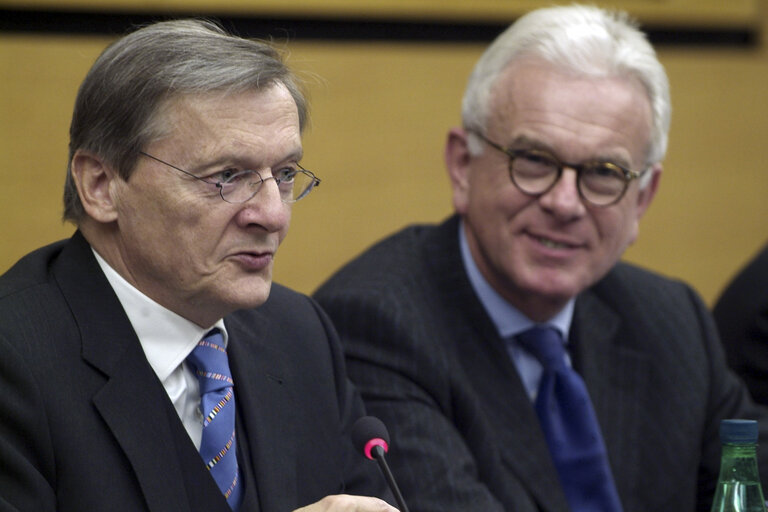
[138,151,320,204]
[469,130,646,207]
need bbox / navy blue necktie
[518,326,623,512]
[186,329,243,510]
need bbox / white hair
[462,4,670,183]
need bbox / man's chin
[516,267,583,296]
[222,277,274,311]
[517,277,586,312]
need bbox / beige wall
[2,24,767,306]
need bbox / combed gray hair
[462,4,670,181]
[62,19,308,223]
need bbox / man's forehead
[150,86,300,142]
[157,83,296,124]
[488,59,652,158]
[143,94,301,171]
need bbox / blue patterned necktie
[186,329,243,510]
[517,326,623,512]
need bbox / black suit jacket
[0,231,389,512]
[714,242,768,404]
[314,215,768,512]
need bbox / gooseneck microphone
[351,416,410,512]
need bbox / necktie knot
[517,326,567,370]
[187,329,233,394]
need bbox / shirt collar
[458,220,574,341]
[92,248,228,382]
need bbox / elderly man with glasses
[315,5,768,511]
[0,19,396,512]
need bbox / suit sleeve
[713,244,768,404]
[315,288,508,512]
[0,333,56,511]
[687,283,768,507]
[306,298,396,505]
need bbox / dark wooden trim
[0,8,758,47]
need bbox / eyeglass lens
[218,170,318,204]
[510,152,628,206]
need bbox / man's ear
[445,127,473,215]
[625,163,662,248]
[70,150,120,223]
[635,163,662,220]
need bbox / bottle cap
[720,419,758,444]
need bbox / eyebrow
[507,135,554,153]
[199,147,304,172]
[507,135,633,169]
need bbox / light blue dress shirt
[458,221,575,401]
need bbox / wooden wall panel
[2,31,767,305]
[0,0,759,26]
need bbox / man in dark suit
[714,243,768,404]
[0,20,395,512]
[315,5,768,511]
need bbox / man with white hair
[315,5,768,511]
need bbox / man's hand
[293,494,398,511]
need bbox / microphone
[351,416,410,512]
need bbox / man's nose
[237,175,290,231]
[537,168,587,220]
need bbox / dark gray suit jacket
[0,231,389,512]
[314,215,768,512]
[714,242,768,405]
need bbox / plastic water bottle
[710,419,766,512]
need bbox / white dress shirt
[93,249,228,448]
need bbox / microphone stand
[371,445,410,512]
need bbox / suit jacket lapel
[453,325,568,511]
[226,312,296,512]
[53,232,226,512]
[426,217,569,511]
[91,356,196,511]
[571,287,652,504]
